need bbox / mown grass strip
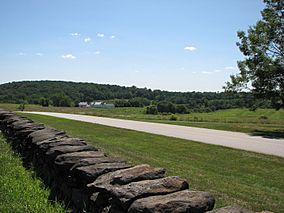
[1,103,283,135]
[21,113,284,213]
[0,133,65,213]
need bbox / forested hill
[0,81,270,112]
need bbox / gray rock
[35,136,68,147]
[208,205,255,213]
[108,176,189,211]
[45,145,97,162]
[128,190,215,213]
[87,164,166,212]
[88,164,165,190]
[73,162,130,186]
[0,111,14,118]
[14,123,45,138]
[38,138,87,153]
[54,151,106,172]
[70,157,124,170]
[28,128,66,144]
[8,119,33,128]
[56,150,105,163]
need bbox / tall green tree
[224,0,284,109]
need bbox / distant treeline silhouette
[0,81,271,113]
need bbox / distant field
[1,103,283,136]
[18,113,284,212]
[0,134,65,213]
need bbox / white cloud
[180,67,185,70]
[109,35,115,39]
[224,66,235,70]
[61,54,76,59]
[70,32,80,37]
[202,71,212,74]
[184,46,197,51]
[17,52,26,56]
[36,53,43,56]
[84,37,92,43]
[94,51,101,55]
[97,33,105,38]
[214,69,222,73]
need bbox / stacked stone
[0,110,254,213]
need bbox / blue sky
[0,0,264,91]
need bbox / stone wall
[0,110,255,213]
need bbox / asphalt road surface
[24,112,284,157]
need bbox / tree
[39,97,49,107]
[157,101,176,114]
[51,93,73,107]
[128,97,151,107]
[176,105,188,114]
[224,0,284,109]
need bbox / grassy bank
[20,113,284,212]
[1,103,283,136]
[0,134,65,213]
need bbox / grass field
[0,134,65,213]
[19,113,284,213]
[1,103,284,136]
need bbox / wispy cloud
[214,69,222,73]
[17,52,26,56]
[94,51,101,55]
[36,53,43,56]
[202,71,212,74]
[184,46,197,51]
[84,37,92,43]
[224,66,235,70]
[61,54,76,59]
[109,35,115,39]
[97,33,105,38]
[70,32,81,37]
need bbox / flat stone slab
[208,205,255,213]
[28,128,66,143]
[56,150,106,163]
[45,145,97,161]
[70,157,123,170]
[0,111,14,117]
[14,123,45,135]
[2,116,24,126]
[88,164,166,190]
[108,176,189,210]
[87,164,166,212]
[38,138,87,153]
[73,162,130,185]
[54,151,106,171]
[35,136,68,146]
[128,190,215,213]
[8,119,33,129]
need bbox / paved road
[24,112,284,157]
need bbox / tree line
[0,80,272,113]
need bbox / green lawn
[0,134,65,213]
[19,113,284,213]
[1,103,283,136]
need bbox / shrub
[169,114,177,121]
[146,105,158,114]
[259,115,268,124]
[157,101,176,114]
